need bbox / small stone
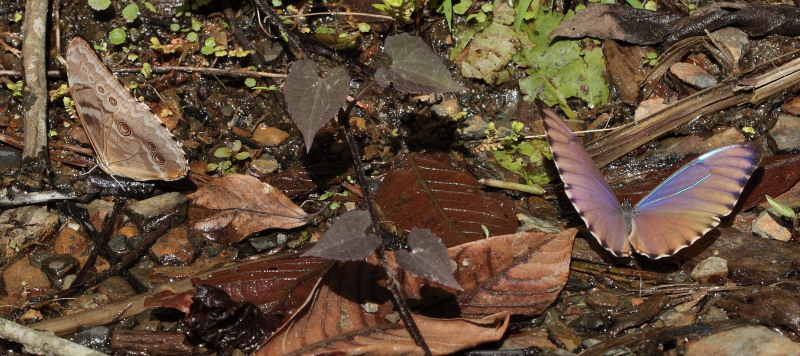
[709,28,748,64]
[97,276,136,302]
[54,227,90,257]
[670,62,718,89]
[768,113,800,154]
[752,211,792,242]
[126,192,188,232]
[66,293,110,315]
[252,125,290,146]
[658,309,696,328]
[691,256,729,284]
[72,326,113,354]
[149,226,195,266]
[781,95,800,116]
[685,325,800,356]
[431,99,461,119]
[699,306,729,323]
[41,255,80,289]
[704,127,746,150]
[249,234,280,252]
[634,97,669,121]
[585,287,619,309]
[249,155,280,176]
[2,256,52,302]
[0,206,59,259]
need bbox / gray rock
[126,192,188,232]
[753,210,792,242]
[691,256,729,284]
[685,325,800,356]
[769,113,800,154]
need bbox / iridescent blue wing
[538,102,631,257]
[631,143,763,258]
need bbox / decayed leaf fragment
[374,33,465,94]
[302,210,382,261]
[189,174,310,244]
[257,260,509,356]
[403,229,577,318]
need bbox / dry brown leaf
[403,230,577,318]
[188,174,310,244]
[257,261,509,356]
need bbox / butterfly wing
[66,37,188,181]
[630,143,763,258]
[538,102,631,257]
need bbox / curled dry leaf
[403,229,577,318]
[188,174,310,244]
[257,261,509,356]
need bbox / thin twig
[0,318,108,356]
[0,66,286,79]
[280,11,393,20]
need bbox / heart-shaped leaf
[284,59,351,151]
[374,34,465,94]
[395,228,463,291]
[302,210,381,261]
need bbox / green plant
[109,28,127,45]
[373,0,416,24]
[207,140,251,175]
[122,4,139,21]
[88,0,111,11]
[6,80,23,97]
[643,51,659,66]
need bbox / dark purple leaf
[182,285,280,353]
[302,210,380,261]
[374,33,465,94]
[283,59,351,151]
[395,228,463,291]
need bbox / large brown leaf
[188,174,310,244]
[403,229,577,318]
[375,152,519,247]
[257,261,509,356]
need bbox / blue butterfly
[539,102,763,258]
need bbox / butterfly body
[538,102,763,258]
[66,37,188,181]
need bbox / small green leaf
[109,28,127,45]
[191,18,203,31]
[141,62,152,78]
[143,1,156,12]
[170,23,181,32]
[219,160,232,169]
[481,225,490,238]
[452,0,472,15]
[88,0,111,11]
[49,84,69,101]
[766,196,796,218]
[214,147,233,158]
[206,162,219,171]
[122,4,139,21]
[234,152,250,160]
[12,12,22,22]
[358,22,371,32]
[742,126,756,135]
[244,77,257,88]
[186,32,199,42]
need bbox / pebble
[690,256,729,284]
[149,226,195,266]
[97,276,136,302]
[72,326,113,354]
[249,155,280,176]
[251,125,290,146]
[670,62,718,89]
[685,325,800,356]
[586,287,619,310]
[768,114,800,154]
[658,309,696,328]
[752,210,792,242]
[126,192,189,232]
[54,226,90,257]
[2,256,53,302]
[0,206,60,259]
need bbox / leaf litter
[6,0,800,355]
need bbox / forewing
[631,143,763,258]
[538,102,630,257]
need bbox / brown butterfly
[66,37,188,181]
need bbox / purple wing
[631,143,763,258]
[538,102,631,257]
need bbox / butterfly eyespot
[97,86,105,94]
[108,96,117,106]
[117,122,132,136]
[152,153,166,165]
[87,74,95,81]
[144,141,157,151]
